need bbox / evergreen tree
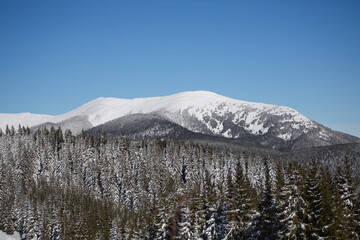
[288,163,307,239]
[335,156,358,239]
[226,157,257,239]
[177,204,193,239]
[255,158,279,240]
[274,163,290,239]
[202,169,218,240]
[303,160,322,240]
[353,191,360,237]
[318,167,336,238]
[155,199,171,240]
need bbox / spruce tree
[274,163,290,239]
[318,167,336,238]
[335,156,358,239]
[177,204,193,239]
[226,157,257,239]
[255,158,279,240]
[303,160,322,240]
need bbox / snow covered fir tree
[0,125,359,239]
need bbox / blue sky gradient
[0,0,359,136]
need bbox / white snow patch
[213,119,223,133]
[248,121,269,135]
[278,133,292,141]
[0,231,21,240]
[319,130,330,141]
[223,129,232,138]
[245,112,257,125]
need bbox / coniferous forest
[0,126,359,239]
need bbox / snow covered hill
[0,91,358,150]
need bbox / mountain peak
[170,90,221,97]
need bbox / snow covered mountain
[0,91,358,150]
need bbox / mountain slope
[32,116,92,134]
[87,113,206,140]
[0,91,359,150]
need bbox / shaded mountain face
[86,113,272,150]
[87,113,207,140]
[1,91,359,150]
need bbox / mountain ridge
[1,91,359,150]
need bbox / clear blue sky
[1,0,359,137]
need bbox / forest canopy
[0,126,359,239]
